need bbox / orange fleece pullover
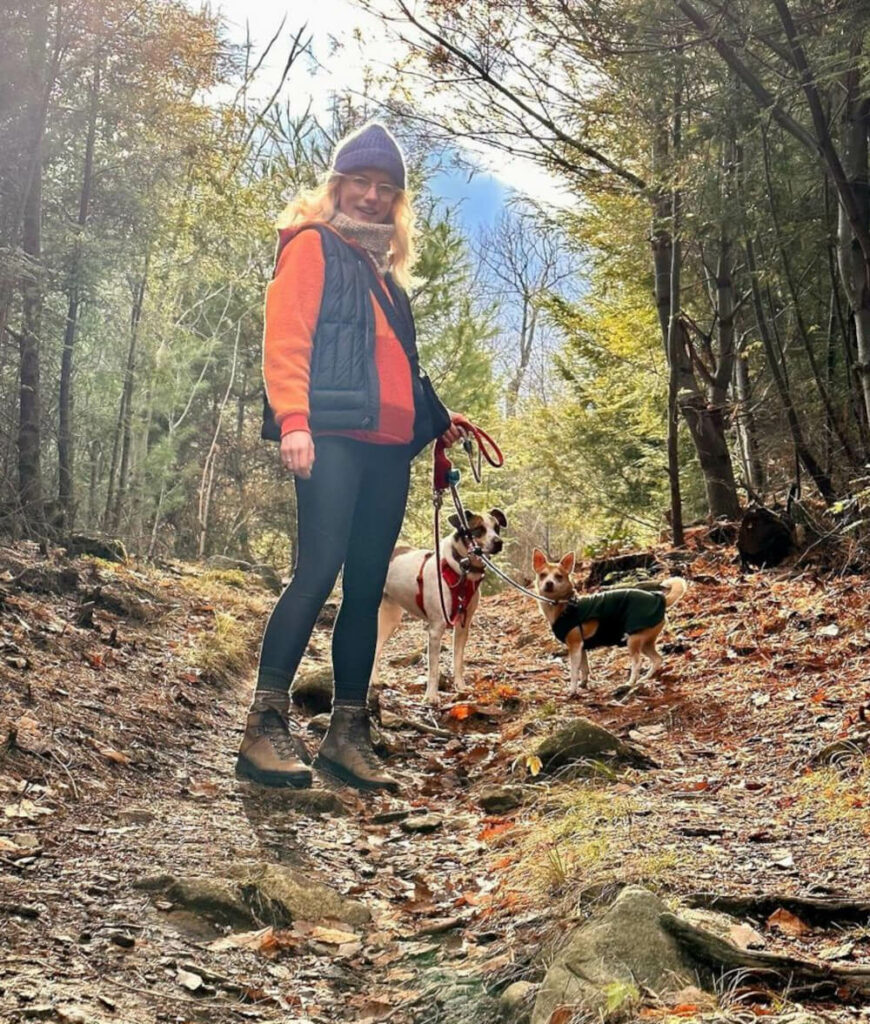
[262,225,414,445]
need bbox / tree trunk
[825,180,869,456]
[108,253,149,532]
[733,351,764,493]
[15,0,55,526]
[86,439,101,529]
[760,126,860,468]
[692,233,740,519]
[58,59,100,527]
[18,147,43,521]
[651,113,684,544]
[506,297,537,418]
[665,195,685,544]
[197,325,240,557]
[746,238,834,501]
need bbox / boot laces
[347,712,383,771]
[261,709,300,761]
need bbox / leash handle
[432,416,503,492]
[452,415,504,471]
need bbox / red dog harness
[416,553,482,627]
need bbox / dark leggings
[257,436,411,703]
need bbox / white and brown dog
[532,549,687,694]
[372,509,508,706]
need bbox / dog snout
[490,537,503,554]
[543,580,554,593]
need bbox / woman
[236,123,463,793]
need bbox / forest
[2,3,870,1024]
[4,0,869,568]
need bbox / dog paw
[426,693,441,708]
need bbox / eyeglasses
[338,174,401,201]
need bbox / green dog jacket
[552,589,666,648]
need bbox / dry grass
[493,783,693,910]
[794,759,870,828]
[191,610,259,687]
[179,570,271,620]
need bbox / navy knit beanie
[332,123,406,190]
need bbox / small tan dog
[532,549,687,694]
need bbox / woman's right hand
[280,430,315,478]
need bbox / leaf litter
[1,540,869,1022]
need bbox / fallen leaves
[176,967,209,993]
[770,850,795,869]
[478,822,513,842]
[12,715,50,755]
[307,925,360,945]
[766,907,809,937]
[4,797,54,820]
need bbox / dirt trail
[1,543,869,1024]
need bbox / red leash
[432,415,503,492]
[430,419,504,627]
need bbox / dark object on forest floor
[63,534,128,563]
[585,551,661,588]
[737,498,797,569]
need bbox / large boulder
[531,887,695,1024]
[535,718,658,774]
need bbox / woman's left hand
[440,410,468,447]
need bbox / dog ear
[448,513,462,531]
[559,551,576,575]
[489,508,507,529]
[532,548,548,573]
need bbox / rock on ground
[499,980,537,1023]
[63,534,128,562]
[478,785,526,814]
[535,718,658,773]
[291,666,334,713]
[241,862,370,927]
[531,887,696,1024]
[205,554,282,593]
[136,865,369,930]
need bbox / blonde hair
[276,173,418,290]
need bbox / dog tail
[661,576,688,608]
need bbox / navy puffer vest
[261,224,418,440]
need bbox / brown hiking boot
[236,689,312,788]
[315,701,399,792]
